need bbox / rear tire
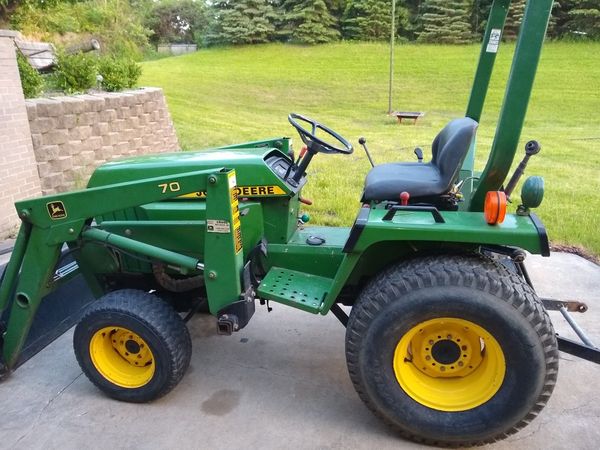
[74,289,192,402]
[345,253,558,446]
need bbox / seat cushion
[362,117,478,202]
[362,162,443,201]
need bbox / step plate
[257,267,332,313]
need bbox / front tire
[74,289,192,402]
[345,254,558,446]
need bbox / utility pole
[388,0,396,114]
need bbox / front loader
[1,0,598,446]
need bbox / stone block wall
[0,33,43,238]
[25,87,180,195]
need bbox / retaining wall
[25,87,180,195]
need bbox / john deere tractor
[1,0,598,446]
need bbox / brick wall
[0,34,43,238]
[26,88,180,195]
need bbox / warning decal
[229,172,243,254]
[486,29,501,53]
[207,219,231,233]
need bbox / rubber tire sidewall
[74,292,191,403]
[350,284,549,444]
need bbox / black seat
[362,118,478,202]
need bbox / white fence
[157,44,197,55]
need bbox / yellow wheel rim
[89,327,155,388]
[393,317,506,412]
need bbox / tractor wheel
[74,289,192,402]
[345,253,558,446]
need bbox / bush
[10,0,151,60]
[16,52,44,98]
[97,57,142,92]
[53,52,97,94]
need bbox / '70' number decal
[158,182,181,194]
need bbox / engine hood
[88,146,291,193]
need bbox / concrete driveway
[1,253,599,449]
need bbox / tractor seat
[362,118,478,202]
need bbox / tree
[470,0,492,39]
[205,0,276,45]
[503,0,525,40]
[145,0,208,45]
[402,0,425,40]
[502,0,560,41]
[565,0,600,39]
[278,0,341,44]
[326,0,348,33]
[342,0,391,41]
[417,0,473,44]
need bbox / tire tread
[74,289,192,402]
[345,253,559,447]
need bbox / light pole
[388,0,396,114]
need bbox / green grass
[140,42,600,256]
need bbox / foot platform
[257,267,332,313]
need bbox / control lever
[504,140,541,200]
[400,191,410,206]
[414,147,423,163]
[358,137,375,168]
[284,144,308,181]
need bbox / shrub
[53,52,97,94]
[10,0,151,60]
[16,52,44,98]
[97,57,142,92]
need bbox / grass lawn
[140,42,600,256]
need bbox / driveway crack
[13,372,83,446]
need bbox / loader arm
[0,168,243,372]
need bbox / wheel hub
[431,339,461,365]
[125,339,141,354]
[89,327,155,388]
[410,321,481,378]
[393,317,506,411]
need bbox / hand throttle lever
[358,137,375,168]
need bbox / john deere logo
[46,201,67,220]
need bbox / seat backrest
[431,117,478,190]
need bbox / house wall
[0,33,43,238]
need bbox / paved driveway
[1,253,598,449]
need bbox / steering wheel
[288,113,353,155]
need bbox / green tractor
[1,0,598,446]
